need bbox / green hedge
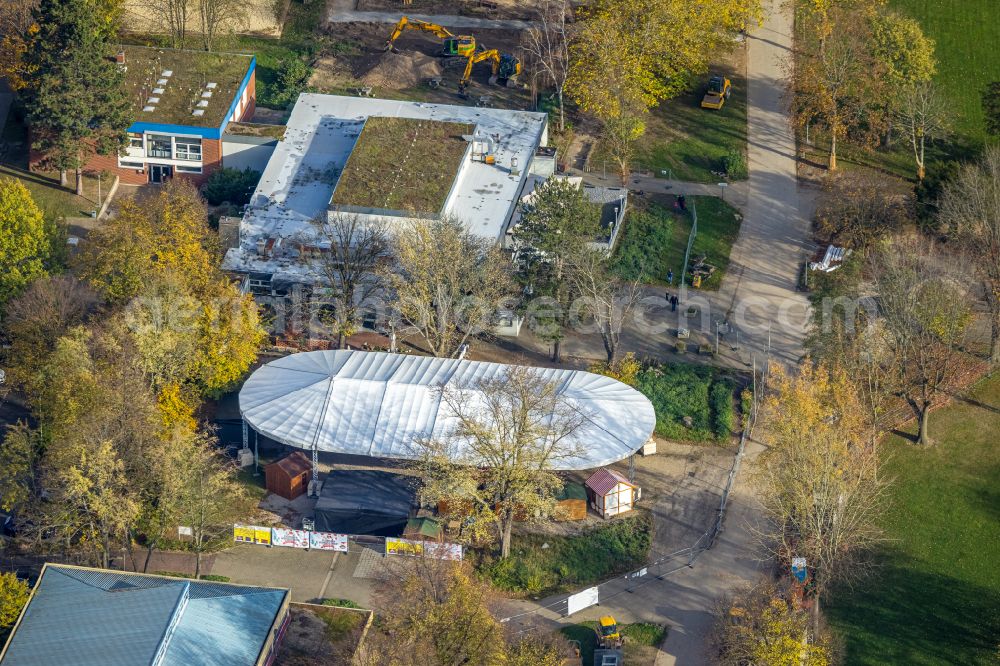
[613,206,675,282]
[634,363,737,442]
[321,598,362,609]
[479,513,651,596]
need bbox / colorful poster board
[386,538,462,561]
[234,524,273,545]
[272,527,310,549]
[309,531,349,552]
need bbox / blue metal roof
[0,565,287,666]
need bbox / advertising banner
[253,526,272,545]
[272,527,310,549]
[385,537,423,557]
[309,532,349,552]
[423,541,463,561]
[234,524,255,543]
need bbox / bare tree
[308,213,390,350]
[566,246,642,364]
[939,146,1000,366]
[148,0,192,49]
[754,362,888,635]
[894,80,951,181]
[415,365,587,559]
[814,170,910,252]
[197,0,246,51]
[523,0,572,131]
[388,217,513,358]
[874,236,973,444]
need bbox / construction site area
[306,20,532,110]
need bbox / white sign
[177,526,193,537]
[309,531,349,552]
[272,527,310,549]
[566,586,599,616]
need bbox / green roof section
[331,116,474,215]
[555,482,588,501]
[121,45,253,128]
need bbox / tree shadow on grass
[828,548,1000,666]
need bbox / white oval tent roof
[239,350,656,471]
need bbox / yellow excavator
[385,16,476,57]
[458,49,521,92]
[597,616,624,649]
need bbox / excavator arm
[459,49,521,91]
[385,16,476,56]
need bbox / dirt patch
[309,55,361,90]
[357,50,443,89]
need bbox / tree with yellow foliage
[0,178,49,307]
[755,362,888,633]
[712,579,831,666]
[0,572,30,630]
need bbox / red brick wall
[238,73,257,122]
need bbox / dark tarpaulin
[314,470,419,537]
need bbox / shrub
[264,58,312,109]
[589,352,642,386]
[202,168,260,206]
[321,598,362,609]
[635,364,714,440]
[723,147,748,180]
[480,513,651,596]
[710,379,735,440]
[198,574,230,582]
[675,340,687,353]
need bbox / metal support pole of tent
[628,454,636,484]
[242,419,248,451]
[311,445,319,496]
[254,430,259,476]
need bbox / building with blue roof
[0,564,289,666]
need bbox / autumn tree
[80,181,219,304]
[308,213,390,349]
[416,365,586,558]
[874,237,972,444]
[0,179,50,307]
[870,7,936,146]
[813,170,909,251]
[172,428,249,577]
[147,0,191,49]
[792,6,877,171]
[0,0,38,89]
[894,81,950,181]
[512,178,601,361]
[0,276,96,390]
[388,217,513,358]
[0,573,30,630]
[566,246,643,364]
[755,362,888,633]
[523,0,572,131]
[568,0,759,182]
[711,579,832,666]
[938,146,1000,365]
[24,0,130,193]
[361,559,506,666]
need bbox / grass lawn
[636,65,748,183]
[614,196,742,291]
[561,622,667,666]
[827,372,1000,665]
[890,0,1000,142]
[800,0,999,181]
[634,362,739,443]
[1,106,108,221]
[477,512,651,597]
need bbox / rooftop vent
[192,109,205,117]
[153,87,165,94]
[157,78,168,85]
[206,82,218,89]
[143,105,156,112]
[147,97,160,104]
[196,100,209,108]
[201,91,213,98]
[115,51,125,65]
[161,70,173,77]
